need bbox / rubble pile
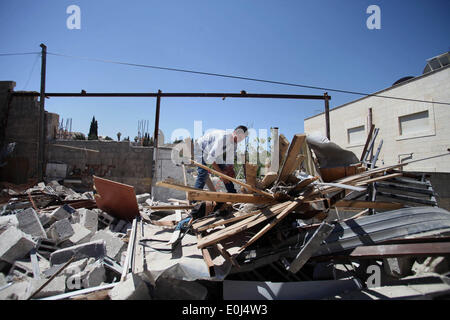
[1,131,450,300]
[0,180,133,300]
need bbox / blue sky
[0,0,449,142]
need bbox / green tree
[104,136,113,141]
[88,116,98,140]
[117,132,122,141]
[73,133,86,140]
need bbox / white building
[304,52,450,209]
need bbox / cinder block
[49,239,106,266]
[0,280,31,300]
[78,208,98,233]
[91,230,126,260]
[16,208,46,239]
[47,218,74,243]
[60,224,93,248]
[50,204,76,221]
[0,226,36,264]
[383,257,414,278]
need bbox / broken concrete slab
[78,208,98,233]
[29,275,66,299]
[112,219,128,233]
[38,212,54,228]
[0,272,6,286]
[108,273,152,300]
[47,218,75,243]
[0,226,35,264]
[91,230,126,260]
[96,210,115,228]
[49,239,106,266]
[16,208,47,239]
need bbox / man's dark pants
[194,158,236,193]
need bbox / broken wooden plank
[354,173,403,186]
[245,163,258,187]
[193,210,262,232]
[277,134,307,183]
[196,233,215,276]
[214,243,240,268]
[156,180,202,192]
[261,172,278,188]
[149,205,195,210]
[187,190,273,204]
[278,134,290,170]
[334,200,404,210]
[292,176,319,193]
[360,124,375,162]
[197,202,291,249]
[287,222,335,274]
[191,160,274,198]
[237,200,302,253]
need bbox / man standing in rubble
[193,125,248,193]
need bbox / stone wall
[46,140,153,194]
[0,81,42,183]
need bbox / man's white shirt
[194,129,236,164]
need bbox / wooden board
[245,163,258,187]
[187,190,274,204]
[334,200,404,210]
[197,202,291,249]
[191,160,273,198]
[277,134,307,183]
[261,172,277,188]
[237,200,302,253]
[93,176,139,221]
[192,210,262,232]
[278,134,290,170]
[196,233,215,276]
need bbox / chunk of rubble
[47,218,75,243]
[91,229,126,260]
[412,256,450,276]
[0,226,35,264]
[49,239,106,266]
[49,204,76,221]
[29,275,66,299]
[0,280,32,300]
[136,193,151,204]
[108,273,151,300]
[77,208,98,233]
[16,208,47,239]
[59,223,93,248]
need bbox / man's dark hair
[234,125,248,135]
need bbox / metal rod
[28,256,75,300]
[38,43,47,181]
[12,92,331,100]
[153,90,161,148]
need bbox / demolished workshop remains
[1,128,450,300]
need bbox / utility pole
[38,43,47,181]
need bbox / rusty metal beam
[12,91,330,100]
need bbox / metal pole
[324,92,330,140]
[38,43,47,181]
[153,90,161,148]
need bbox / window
[347,125,365,145]
[399,110,429,136]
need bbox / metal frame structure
[10,43,333,187]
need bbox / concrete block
[47,218,75,243]
[383,257,414,278]
[0,226,35,264]
[136,193,151,204]
[112,220,128,233]
[66,223,93,246]
[97,210,114,227]
[108,273,151,300]
[30,275,66,298]
[91,230,126,260]
[50,204,76,221]
[0,272,6,286]
[78,208,98,233]
[16,208,46,239]
[49,239,106,266]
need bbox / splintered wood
[154,132,407,265]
